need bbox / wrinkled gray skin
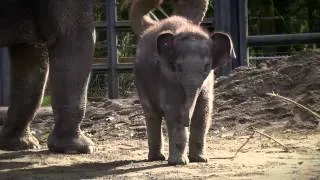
[0,0,95,154]
[130,0,235,165]
[172,0,209,25]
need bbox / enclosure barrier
[247,33,320,46]
[0,0,319,103]
[106,0,119,98]
[0,48,10,106]
[0,48,4,105]
[102,0,319,99]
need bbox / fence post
[106,0,119,99]
[0,48,10,106]
[230,0,240,68]
[214,0,232,76]
[238,0,248,66]
[214,0,248,75]
[0,48,3,105]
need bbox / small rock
[105,116,115,122]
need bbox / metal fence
[102,0,320,99]
[0,49,3,105]
[0,48,10,106]
[1,0,320,105]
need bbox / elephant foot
[148,152,165,161]
[168,155,189,165]
[48,131,94,154]
[188,154,208,162]
[0,130,40,150]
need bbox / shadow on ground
[0,150,168,179]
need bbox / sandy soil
[0,51,320,180]
[0,125,319,180]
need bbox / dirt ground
[0,51,320,180]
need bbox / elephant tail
[129,0,163,36]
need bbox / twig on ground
[210,129,289,160]
[266,92,320,128]
[231,131,256,159]
[254,130,289,152]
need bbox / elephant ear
[157,31,175,65]
[211,32,236,69]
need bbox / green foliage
[95,0,106,21]
[87,72,135,98]
[117,32,136,58]
[41,96,51,107]
[248,0,320,62]
[119,73,135,97]
[206,0,215,17]
[88,71,107,97]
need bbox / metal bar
[249,16,283,20]
[248,33,320,46]
[249,56,289,60]
[92,63,134,72]
[238,0,248,66]
[214,0,233,76]
[230,0,240,68]
[106,0,119,99]
[95,17,215,30]
[3,48,10,105]
[214,0,221,30]
[215,0,231,32]
[0,48,4,105]
[92,55,292,71]
[0,48,10,106]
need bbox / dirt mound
[84,97,147,142]
[2,51,319,143]
[213,50,320,133]
[77,50,320,141]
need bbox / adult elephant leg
[172,0,209,24]
[0,44,49,150]
[47,28,94,154]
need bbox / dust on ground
[0,51,320,179]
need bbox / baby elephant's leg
[166,115,189,165]
[145,113,165,161]
[189,90,213,162]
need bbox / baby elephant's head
[157,30,236,126]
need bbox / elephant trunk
[129,0,163,36]
[182,81,201,127]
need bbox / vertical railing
[106,0,119,99]
[214,0,232,75]
[238,0,248,67]
[0,48,4,105]
[0,48,10,106]
[214,0,248,75]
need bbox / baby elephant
[133,16,235,165]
